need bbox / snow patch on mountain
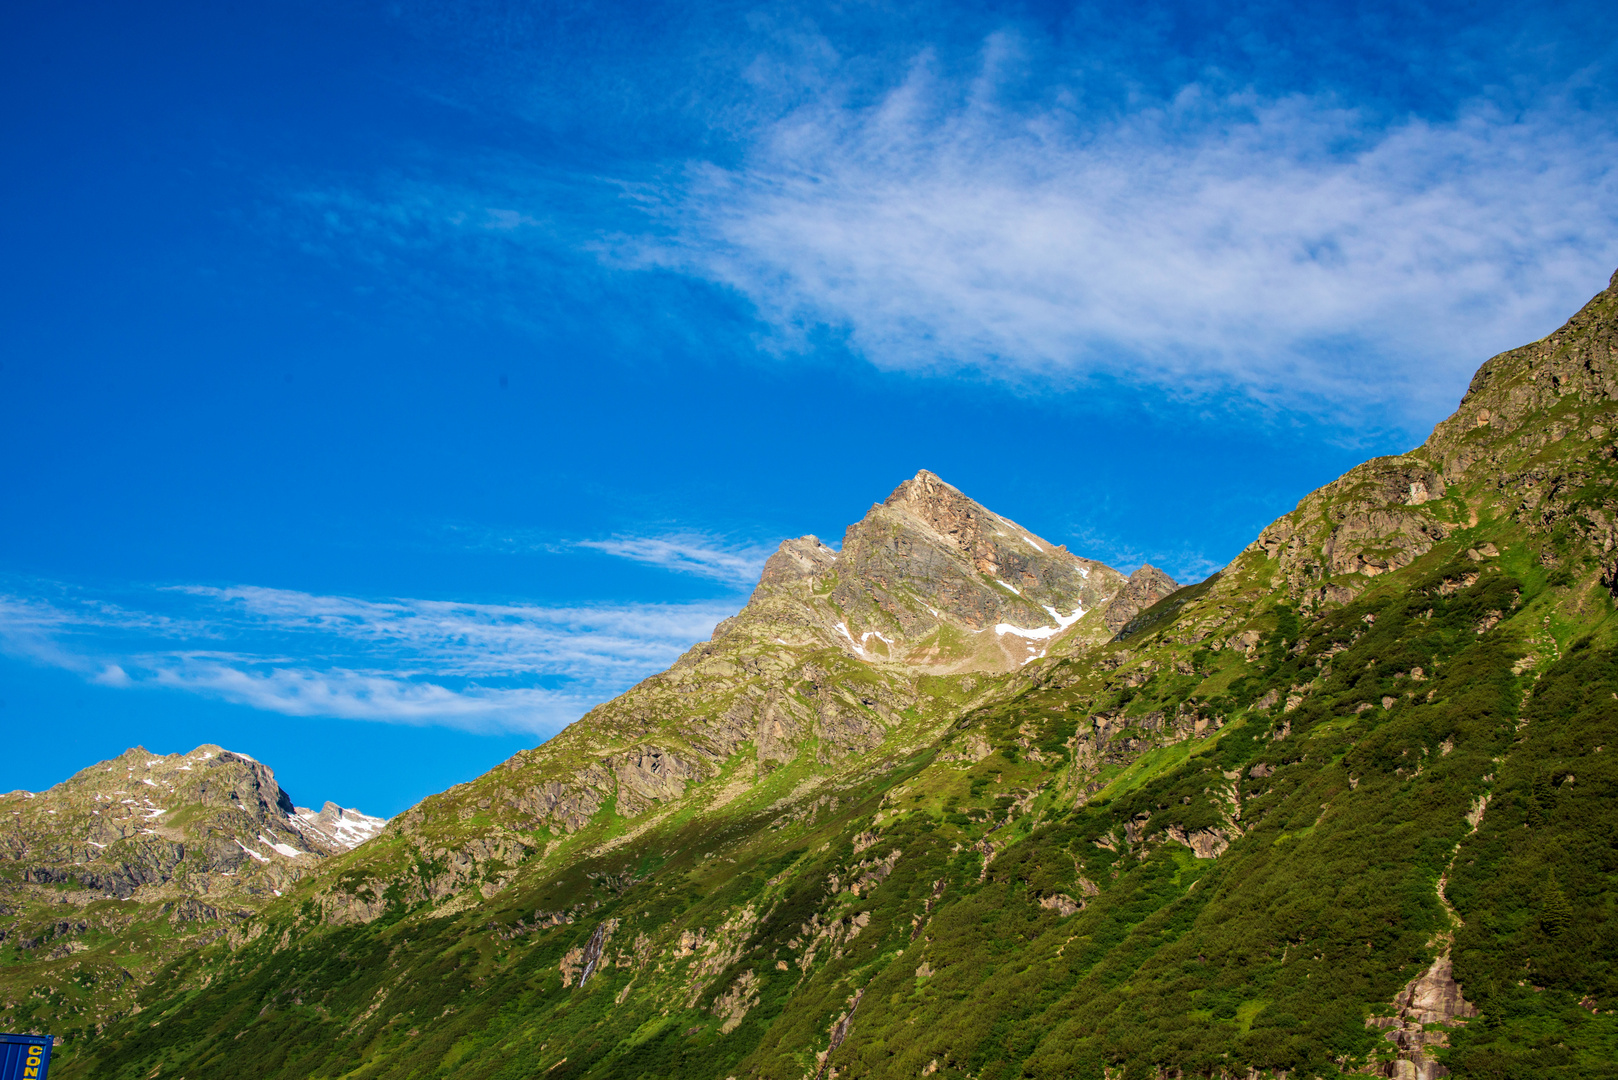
[994,605,1086,640]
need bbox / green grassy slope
[18,268,1618,1079]
[51,552,1618,1080]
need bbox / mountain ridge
[8,267,1618,1080]
[0,744,384,1032]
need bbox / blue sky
[2,0,1615,816]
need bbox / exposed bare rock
[1101,564,1182,634]
[608,747,707,817]
[503,768,612,833]
[711,969,761,1034]
[941,733,994,764]
[1038,893,1081,916]
[1366,954,1479,1079]
[1166,825,1231,859]
[755,536,838,588]
[1248,457,1452,599]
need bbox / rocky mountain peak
[720,470,1133,672]
[876,469,1052,578]
[0,745,385,904]
[879,469,988,557]
[291,801,388,851]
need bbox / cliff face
[15,270,1618,1080]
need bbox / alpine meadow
[2,268,1618,1079]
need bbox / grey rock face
[1100,564,1181,634]
[730,470,1131,673]
[1366,954,1479,1079]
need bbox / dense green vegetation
[13,270,1618,1079]
[46,551,1617,1080]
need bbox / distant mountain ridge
[0,744,382,1030]
[3,743,384,891]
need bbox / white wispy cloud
[144,658,592,730]
[0,581,739,734]
[575,534,772,584]
[270,30,1617,433]
[618,46,1618,428]
[432,523,775,586]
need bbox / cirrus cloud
[0,578,739,735]
[619,46,1618,428]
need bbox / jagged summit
[878,468,1065,574]
[730,470,1130,672]
[753,535,836,589]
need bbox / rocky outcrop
[1166,825,1231,859]
[1038,893,1082,916]
[1426,267,1618,478]
[1365,954,1479,1079]
[608,747,708,817]
[754,536,838,589]
[711,969,761,1034]
[502,768,612,833]
[1101,564,1181,634]
[1247,456,1454,601]
[1236,270,1618,611]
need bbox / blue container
[0,1034,52,1080]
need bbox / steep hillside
[0,746,382,1034]
[15,268,1618,1080]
